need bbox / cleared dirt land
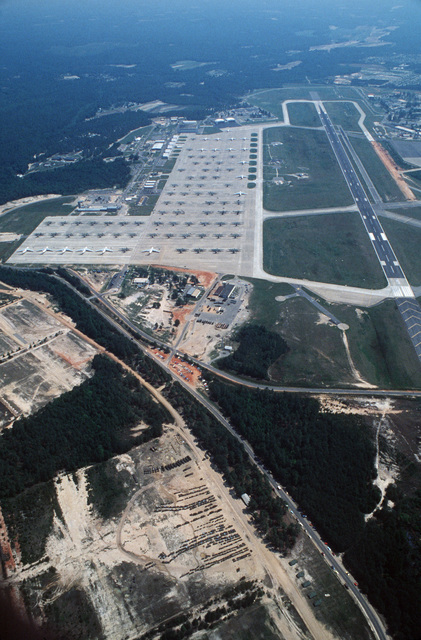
[0,293,98,425]
[5,426,347,640]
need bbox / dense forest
[164,380,298,553]
[217,324,288,380]
[208,380,379,551]
[208,378,421,640]
[0,355,169,500]
[0,157,130,206]
[344,469,421,640]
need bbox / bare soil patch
[371,141,416,200]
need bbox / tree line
[217,324,288,380]
[0,355,169,501]
[208,379,380,552]
[0,266,170,388]
[343,466,421,640]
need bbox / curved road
[65,270,390,639]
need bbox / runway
[317,102,421,364]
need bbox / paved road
[317,105,408,288]
[54,268,393,639]
[339,128,382,204]
[295,287,344,326]
[317,103,421,363]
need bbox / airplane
[142,247,160,254]
[228,147,234,151]
[237,175,246,179]
[77,247,93,254]
[239,160,247,165]
[57,247,73,254]
[194,248,204,253]
[97,247,113,254]
[17,246,34,254]
[199,148,206,152]
[176,248,187,254]
[38,247,53,254]
[234,191,245,196]
[229,137,235,141]
[229,248,239,253]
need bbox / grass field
[118,125,154,145]
[246,86,362,120]
[0,196,76,261]
[287,102,320,127]
[268,297,355,387]
[324,101,361,132]
[337,301,421,389]
[244,278,295,325]
[263,213,386,289]
[380,218,421,286]
[263,127,353,211]
[0,196,75,235]
[128,194,160,216]
[246,279,421,389]
[349,138,405,202]
[405,170,421,190]
[245,279,355,387]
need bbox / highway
[317,103,421,363]
[73,267,421,399]
[50,268,391,640]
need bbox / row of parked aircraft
[17,245,160,256]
